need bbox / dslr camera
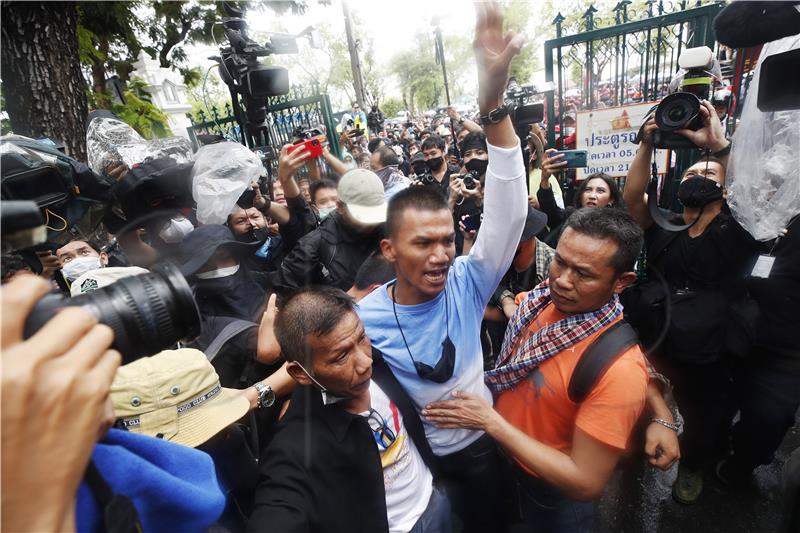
[637,46,722,149]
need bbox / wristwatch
[253,382,276,409]
[479,103,514,124]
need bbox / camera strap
[646,147,704,233]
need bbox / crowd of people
[2,2,799,533]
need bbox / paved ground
[595,410,800,533]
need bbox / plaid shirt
[485,279,623,394]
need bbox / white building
[130,51,193,139]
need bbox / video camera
[635,46,723,149]
[212,2,301,146]
[506,79,546,128]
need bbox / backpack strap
[84,460,143,533]
[568,321,640,403]
[204,319,258,362]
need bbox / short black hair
[367,137,387,153]
[309,179,337,205]
[353,251,395,290]
[374,145,400,167]
[421,134,446,152]
[573,173,624,209]
[274,286,356,367]
[386,186,449,237]
[562,208,643,275]
[459,131,488,154]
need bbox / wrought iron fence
[544,1,724,148]
[186,84,340,158]
[542,1,725,210]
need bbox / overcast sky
[187,0,540,108]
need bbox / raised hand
[473,1,525,112]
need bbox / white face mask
[317,206,336,221]
[158,217,194,244]
[195,264,240,280]
[62,256,102,282]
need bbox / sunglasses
[366,408,397,450]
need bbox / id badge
[751,255,775,279]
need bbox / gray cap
[337,169,388,225]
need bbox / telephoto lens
[23,262,200,363]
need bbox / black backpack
[567,320,640,403]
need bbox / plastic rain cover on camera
[86,116,193,175]
[191,141,265,224]
[727,35,800,241]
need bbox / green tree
[112,77,173,139]
[390,31,444,113]
[380,97,404,119]
[77,1,143,107]
[504,0,540,84]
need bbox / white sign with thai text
[576,102,669,180]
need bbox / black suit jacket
[247,349,437,533]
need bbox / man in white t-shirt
[248,287,449,533]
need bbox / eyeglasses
[366,408,396,450]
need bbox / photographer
[449,131,489,256]
[418,134,459,198]
[623,99,758,505]
[367,104,385,134]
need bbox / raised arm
[466,1,529,300]
[623,118,657,230]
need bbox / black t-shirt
[646,209,756,291]
[745,214,800,372]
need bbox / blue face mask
[318,206,336,221]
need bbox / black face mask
[426,157,444,172]
[391,283,456,383]
[464,158,488,176]
[678,176,723,208]
[234,227,269,244]
[413,335,456,383]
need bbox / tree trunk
[1,2,89,160]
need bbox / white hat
[337,169,388,225]
[70,266,150,296]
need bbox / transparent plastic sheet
[727,35,800,241]
[191,142,265,225]
[86,117,193,175]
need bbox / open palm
[474,1,525,110]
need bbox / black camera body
[637,46,719,149]
[461,171,479,190]
[419,171,438,186]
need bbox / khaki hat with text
[111,348,249,448]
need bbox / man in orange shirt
[424,208,649,532]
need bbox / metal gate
[542,1,724,208]
[544,1,723,148]
[187,84,340,157]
